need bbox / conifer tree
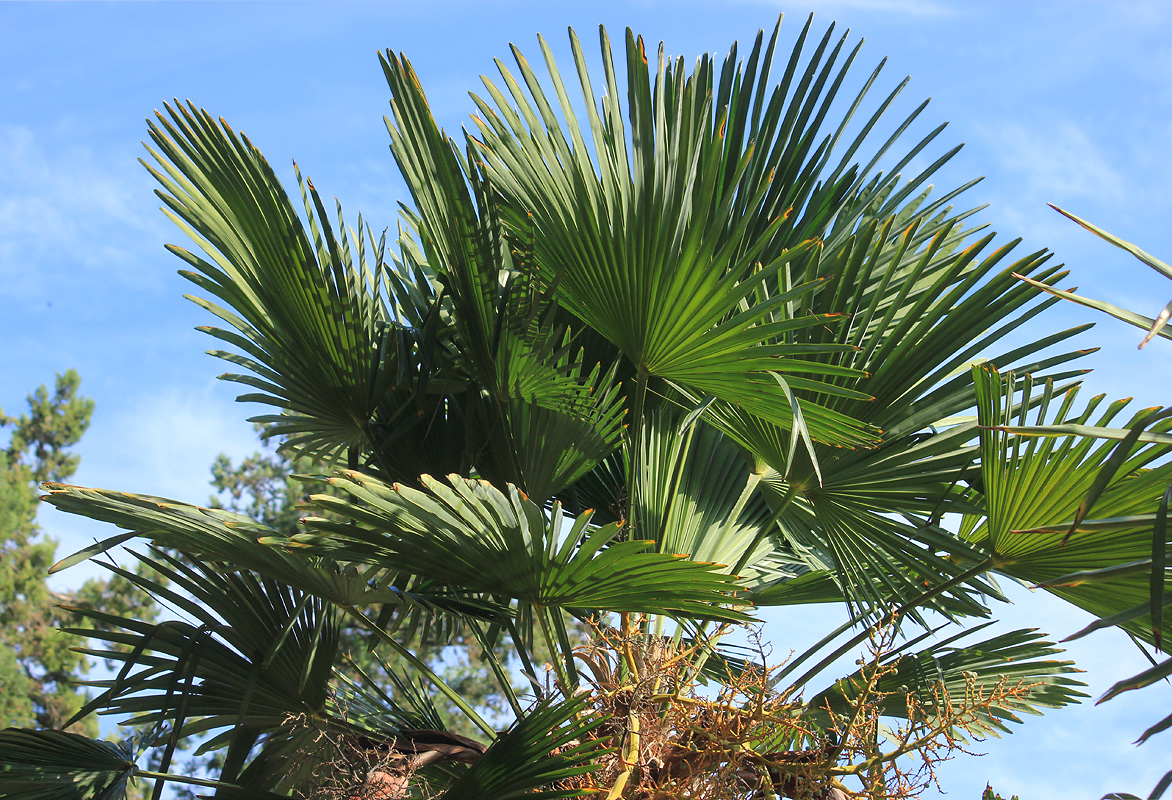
[0,371,156,733]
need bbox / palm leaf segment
[50,545,350,796]
[42,483,492,617]
[143,104,393,465]
[972,363,1172,653]
[1019,204,1172,348]
[806,625,1087,738]
[382,53,629,502]
[146,98,625,504]
[713,221,1087,615]
[0,729,136,800]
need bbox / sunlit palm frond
[744,462,996,621]
[382,54,630,501]
[630,407,775,574]
[463,22,886,448]
[43,484,501,625]
[687,154,1092,617]
[972,364,1172,653]
[297,472,751,621]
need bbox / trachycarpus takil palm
[8,13,1161,800]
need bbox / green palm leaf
[746,568,845,605]
[1098,654,1172,705]
[474,349,628,505]
[630,407,776,573]
[383,56,630,501]
[972,364,1172,653]
[53,550,458,796]
[807,626,1087,736]
[461,23,878,447]
[295,472,751,620]
[688,156,1090,616]
[61,550,340,737]
[1039,204,1172,348]
[747,460,997,620]
[144,102,394,463]
[43,483,501,621]
[441,696,608,800]
[0,729,136,800]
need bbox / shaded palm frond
[441,696,609,800]
[0,729,136,800]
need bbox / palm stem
[467,618,525,717]
[134,770,244,790]
[731,474,784,576]
[626,367,650,537]
[537,606,575,694]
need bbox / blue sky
[2,0,1171,796]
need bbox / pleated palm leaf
[968,365,1172,649]
[0,15,1128,800]
[1003,211,1172,797]
[965,362,1172,799]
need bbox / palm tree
[3,14,1164,799]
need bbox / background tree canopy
[0,372,158,735]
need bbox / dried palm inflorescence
[293,618,1038,800]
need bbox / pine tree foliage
[0,371,157,734]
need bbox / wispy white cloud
[0,124,164,301]
[85,381,258,502]
[41,379,257,590]
[985,118,1126,203]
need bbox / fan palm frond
[144,103,395,464]
[296,472,752,621]
[972,364,1172,653]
